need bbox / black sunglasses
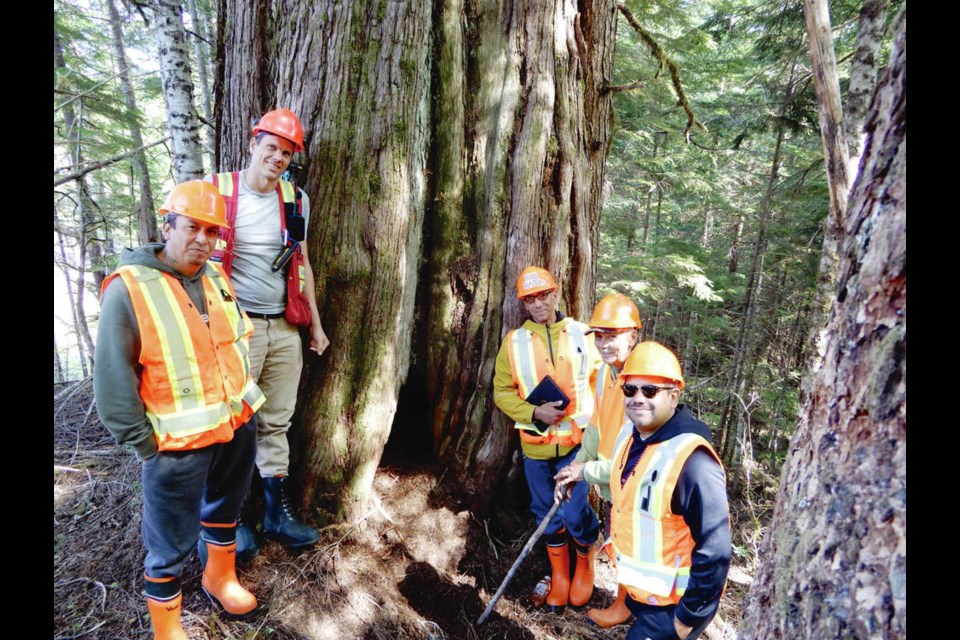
[621,383,676,399]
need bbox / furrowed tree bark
[105,0,159,244]
[216,0,617,521]
[740,15,905,638]
[214,0,269,169]
[154,0,206,180]
[426,0,618,512]
[218,0,432,523]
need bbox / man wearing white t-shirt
[206,108,329,556]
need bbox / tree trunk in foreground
[740,15,905,638]
[216,0,617,522]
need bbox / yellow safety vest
[506,322,593,447]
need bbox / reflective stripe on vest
[596,362,615,408]
[562,322,593,428]
[110,264,264,450]
[213,173,234,254]
[595,364,623,462]
[507,323,593,445]
[610,431,721,605]
[604,415,633,464]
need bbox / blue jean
[141,418,257,579]
[624,598,712,640]
[523,446,599,544]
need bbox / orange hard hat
[252,108,305,153]
[587,293,642,331]
[619,341,685,390]
[159,180,229,228]
[516,266,558,298]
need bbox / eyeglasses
[621,383,676,399]
[521,290,555,304]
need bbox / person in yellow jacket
[94,181,266,639]
[554,292,642,628]
[493,266,602,613]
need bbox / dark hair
[163,212,179,227]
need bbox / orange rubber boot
[587,584,632,627]
[569,543,596,607]
[146,594,188,640]
[545,545,571,614]
[201,541,261,619]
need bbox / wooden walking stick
[476,498,562,625]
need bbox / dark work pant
[523,446,600,544]
[141,418,257,579]
[625,597,712,640]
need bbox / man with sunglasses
[553,292,642,627]
[608,342,730,640]
[204,108,330,558]
[493,266,602,614]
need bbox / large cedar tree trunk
[740,16,905,638]
[215,0,616,522]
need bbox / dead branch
[55,376,93,406]
[53,137,171,187]
[616,1,707,142]
[603,79,646,93]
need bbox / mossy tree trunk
[740,15,905,638]
[216,0,616,522]
[425,0,617,513]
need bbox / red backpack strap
[209,172,240,276]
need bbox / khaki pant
[247,317,303,477]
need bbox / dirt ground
[54,381,750,639]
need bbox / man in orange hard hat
[94,181,266,639]
[493,266,602,614]
[605,342,729,640]
[206,108,329,557]
[554,292,642,627]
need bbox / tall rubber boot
[144,575,187,640]
[197,516,260,568]
[262,476,320,548]
[569,541,596,607]
[201,539,261,619]
[545,544,571,614]
[587,584,632,627]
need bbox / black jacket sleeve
[670,448,731,628]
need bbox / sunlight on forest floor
[55,382,752,639]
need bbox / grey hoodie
[92,243,211,460]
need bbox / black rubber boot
[262,476,320,548]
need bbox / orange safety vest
[594,363,627,462]
[609,431,722,605]
[102,262,266,452]
[506,322,593,446]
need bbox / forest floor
[55,381,757,640]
